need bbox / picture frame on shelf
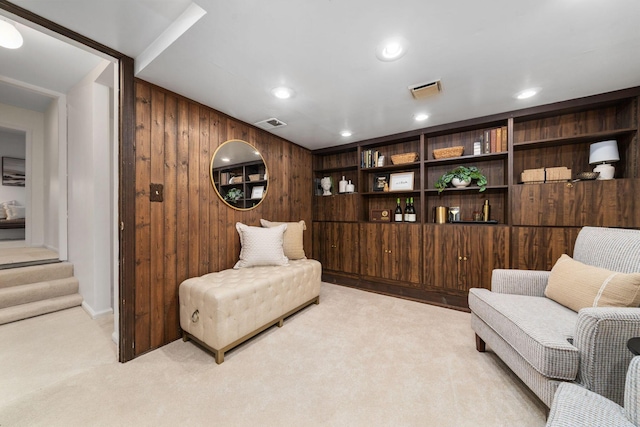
[389,172,414,191]
[251,185,265,199]
[372,173,390,192]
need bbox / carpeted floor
[0,283,547,426]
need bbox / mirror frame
[209,139,269,211]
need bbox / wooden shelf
[314,165,358,173]
[361,162,420,172]
[361,190,421,196]
[424,152,507,166]
[424,185,508,194]
[513,128,636,150]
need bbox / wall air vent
[254,117,287,130]
[408,79,442,100]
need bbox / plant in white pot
[435,166,488,194]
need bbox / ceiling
[2,0,640,150]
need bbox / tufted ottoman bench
[179,259,321,363]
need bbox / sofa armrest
[574,307,640,407]
[546,382,633,427]
[490,269,550,296]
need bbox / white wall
[43,101,60,251]
[67,60,114,318]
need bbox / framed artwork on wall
[2,157,25,187]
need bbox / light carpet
[0,283,547,426]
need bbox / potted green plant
[435,166,487,194]
[224,188,244,203]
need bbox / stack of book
[361,149,381,168]
[480,126,508,153]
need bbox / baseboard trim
[81,301,113,319]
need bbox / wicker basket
[248,174,261,182]
[390,152,419,165]
[433,146,464,159]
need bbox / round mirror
[210,139,269,210]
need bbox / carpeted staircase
[0,262,82,325]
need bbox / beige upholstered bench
[179,259,321,363]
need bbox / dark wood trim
[119,57,137,362]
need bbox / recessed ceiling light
[414,113,429,121]
[375,37,408,61]
[340,130,352,137]
[221,157,230,162]
[0,20,23,49]
[515,88,539,100]
[272,86,295,99]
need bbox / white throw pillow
[6,205,25,220]
[234,222,289,269]
[260,219,307,260]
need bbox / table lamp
[589,140,619,180]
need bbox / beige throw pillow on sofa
[545,254,640,312]
[234,222,289,269]
[260,219,307,260]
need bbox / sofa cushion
[545,254,640,312]
[260,219,306,260]
[234,222,289,269]
[469,288,580,380]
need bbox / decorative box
[521,168,545,184]
[370,209,391,222]
[545,167,571,182]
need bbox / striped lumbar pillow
[545,254,640,312]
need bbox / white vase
[451,177,471,188]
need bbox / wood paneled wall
[133,80,312,357]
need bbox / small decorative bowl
[576,171,600,180]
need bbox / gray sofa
[469,226,640,408]
[546,355,640,426]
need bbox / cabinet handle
[463,256,468,261]
[458,256,462,261]
[566,182,574,188]
[388,250,392,254]
[331,244,337,248]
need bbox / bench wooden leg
[476,334,486,352]
[278,318,284,327]
[214,350,224,364]
[182,332,190,342]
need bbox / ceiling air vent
[254,117,287,130]
[408,80,442,100]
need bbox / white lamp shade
[0,20,23,49]
[589,140,619,164]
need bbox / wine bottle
[403,198,410,222]
[394,198,403,222]
[409,197,417,222]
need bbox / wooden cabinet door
[424,225,461,291]
[360,223,421,287]
[460,225,509,290]
[424,224,509,292]
[313,222,359,274]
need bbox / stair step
[0,294,83,325]
[0,262,74,289]
[0,277,79,309]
